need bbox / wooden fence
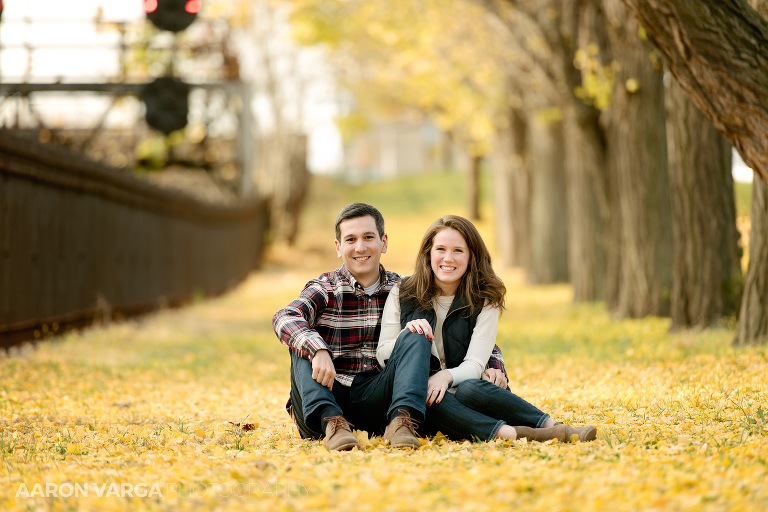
[0,130,269,348]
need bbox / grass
[0,170,766,511]
[734,181,752,218]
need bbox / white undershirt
[363,279,380,295]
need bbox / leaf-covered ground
[2,174,766,511]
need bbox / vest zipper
[437,303,470,370]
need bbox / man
[273,203,508,451]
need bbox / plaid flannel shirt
[273,265,508,388]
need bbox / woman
[377,215,596,443]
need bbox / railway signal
[140,76,190,135]
[144,0,201,33]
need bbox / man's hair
[334,203,386,241]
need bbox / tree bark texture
[558,0,613,302]
[666,78,742,329]
[605,0,674,318]
[492,107,530,269]
[563,104,610,301]
[492,126,516,268]
[620,0,768,184]
[527,113,569,285]
[736,178,768,345]
[469,155,482,220]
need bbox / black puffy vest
[399,286,482,373]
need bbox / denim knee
[390,329,432,357]
[455,378,549,429]
[454,378,491,403]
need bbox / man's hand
[312,349,336,390]
[481,368,508,389]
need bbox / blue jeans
[289,330,431,439]
[422,379,550,441]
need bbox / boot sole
[573,426,597,442]
[581,427,597,442]
[327,440,360,451]
[389,440,421,448]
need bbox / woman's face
[430,228,470,296]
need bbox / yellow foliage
[286,0,509,155]
[573,48,615,110]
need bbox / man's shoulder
[381,269,400,286]
[300,269,340,295]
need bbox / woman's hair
[399,215,506,312]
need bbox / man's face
[335,215,388,288]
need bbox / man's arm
[483,344,508,388]
[272,280,332,360]
[273,280,340,390]
[486,344,507,373]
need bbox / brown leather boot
[323,416,360,451]
[554,422,598,442]
[513,424,568,442]
[383,409,421,448]
[514,423,598,443]
[565,425,597,442]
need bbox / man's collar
[340,264,388,292]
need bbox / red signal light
[185,0,202,14]
[144,0,158,14]
[145,0,199,32]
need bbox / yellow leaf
[354,429,372,447]
[625,78,640,93]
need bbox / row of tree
[283,0,768,345]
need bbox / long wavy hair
[399,215,506,312]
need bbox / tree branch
[621,0,768,182]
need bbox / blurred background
[0,0,764,348]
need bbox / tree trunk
[563,103,610,301]
[620,0,768,184]
[666,78,742,329]
[561,0,612,302]
[605,0,673,318]
[527,112,569,285]
[492,125,516,268]
[736,179,768,345]
[492,107,530,269]
[468,154,482,221]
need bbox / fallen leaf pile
[1,267,766,512]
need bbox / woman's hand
[427,370,454,405]
[405,319,434,341]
